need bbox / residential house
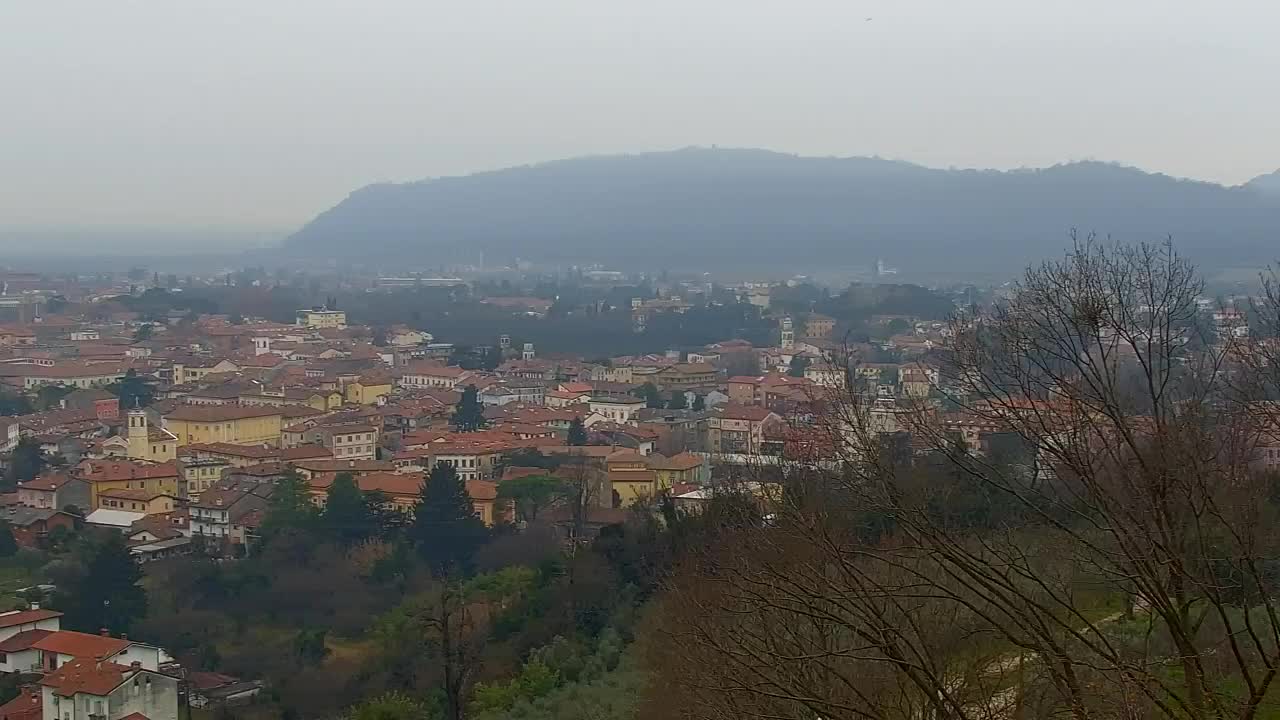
[309,472,421,515]
[30,629,165,672]
[646,452,709,489]
[344,373,393,405]
[96,490,177,516]
[296,308,347,329]
[398,363,472,390]
[587,396,646,425]
[290,459,396,484]
[900,364,940,398]
[544,389,592,408]
[59,389,120,421]
[0,507,76,548]
[652,363,719,392]
[707,404,783,455]
[38,656,178,720]
[635,410,709,455]
[178,458,231,501]
[282,422,380,460]
[804,313,837,339]
[189,481,274,548]
[171,358,240,386]
[77,460,180,510]
[17,475,91,513]
[0,419,18,454]
[12,362,130,391]
[478,382,546,407]
[605,450,659,507]
[0,685,41,720]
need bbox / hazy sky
[3,0,1278,234]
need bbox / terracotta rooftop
[310,472,422,497]
[0,685,41,720]
[0,628,55,652]
[0,608,63,629]
[40,657,135,697]
[32,630,130,660]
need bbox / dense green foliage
[106,369,156,409]
[410,464,488,576]
[52,533,148,634]
[451,385,488,432]
[567,417,587,446]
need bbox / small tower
[780,316,795,351]
[522,342,536,361]
[498,334,512,351]
[126,404,149,460]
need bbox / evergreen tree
[451,385,488,432]
[4,438,46,489]
[409,464,488,576]
[635,382,663,409]
[0,523,17,558]
[59,533,147,634]
[692,394,706,412]
[667,391,688,410]
[0,390,33,416]
[106,369,155,409]
[322,472,373,543]
[567,416,588,446]
[788,355,811,378]
[260,469,318,540]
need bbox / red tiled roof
[466,479,498,502]
[0,608,63,629]
[80,460,178,482]
[18,474,77,492]
[0,685,41,720]
[32,630,131,660]
[0,628,55,652]
[402,363,469,378]
[40,657,133,696]
[310,472,422,498]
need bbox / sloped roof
[0,608,63,629]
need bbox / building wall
[90,477,179,510]
[165,415,282,446]
[345,382,392,406]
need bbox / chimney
[130,661,141,670]
[29,601,39,611]
[100,628,109,637]
[121,633,128,641]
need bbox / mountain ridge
[288,148,1280,272]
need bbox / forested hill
[288,148,1280,272]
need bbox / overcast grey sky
[2,0,1278,234]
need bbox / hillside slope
[288,148,1280,271]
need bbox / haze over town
[3,0,1279,248]
[3,4,1280,720]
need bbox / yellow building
[125,408,178,462]
[605,450,659,506]
[344,376,393,406]
[646,452,708,490]
[296,308,347,329]
[163,404,285,446]
[97,489,178,515]
[79,459,181,510]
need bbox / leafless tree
[653,237,1280,720]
